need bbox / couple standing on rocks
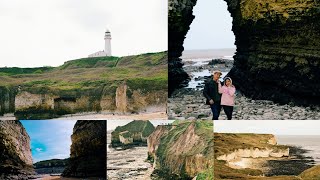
[203,70,236,120]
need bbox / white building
[88,29,112,57]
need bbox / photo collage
[0,0,319,180]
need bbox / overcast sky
[21,120,77,163]
[183,0,235,50]
[0,0,167,67]
[215,121,320,135]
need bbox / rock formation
[111,120,155,148]
[168,0,195,96]
[169,0,320,105]
[0,86,15,116]
[148,120,214,179]
[147,125,174,161]
[214,133,293,179]
[0,52,168,119]
[62,120,106,178]
[34,159,68,175]
[0,120,34,179]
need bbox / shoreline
[225,146,316,177]
[168,58,320,120]
[0,111,167,120]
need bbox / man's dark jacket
[203,78,222,105]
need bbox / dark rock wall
[168,0,197,96]
[62,120,106,178]
[226,0,320,105]
[168,0,320,105]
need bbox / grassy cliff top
[0,52,167,92]
[154,120,214,179]
[214,133,312,180]
[157,120,213,157]
[112,120,155,138]
[34,158,68,169]
[214,133,288,157]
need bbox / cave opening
[181,0,236,90]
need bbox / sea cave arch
[169,0,320,106]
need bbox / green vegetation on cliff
[34,159,68,169]
[214,133,288,157]
[214,133,319,180]
[0,51,167,91]
[0,51,167,118]
[154,120,214,180]
[111,120,155,147]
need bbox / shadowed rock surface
[168,0,320,105]
[0,120,35,180]
[62,121,106,178]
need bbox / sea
[277,135,320,164]
[181,48,236,89]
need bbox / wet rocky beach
[107,131,153,180]
[265,146,315,176]
[168,58,320,120]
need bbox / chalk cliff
[148,121,214,179]
[214,133,293,179]
[0,120,34,179]
[62,120,106,178]
[0,52,168,119]
[111,120,155,148]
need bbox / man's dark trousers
[210,102,221,120]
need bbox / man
[203,70,222,120]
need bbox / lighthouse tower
[104,29,112,56]
[88,28,112,57]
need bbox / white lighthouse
[104,29,112,56]
[88,28,112,57]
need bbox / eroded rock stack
[111,120,155,148]
[62,120,106,178]
[0,86,15,116]
[0,120,34,179]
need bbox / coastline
[0,111,167,120]
[168,57,320,120]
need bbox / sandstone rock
[111,120,155,148]
[0,121,34,179]
[0,86,15,116]
[149,120,214,179]
[62,120,106,178]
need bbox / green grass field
[0,51,168,93]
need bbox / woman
[218,77,236,120]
